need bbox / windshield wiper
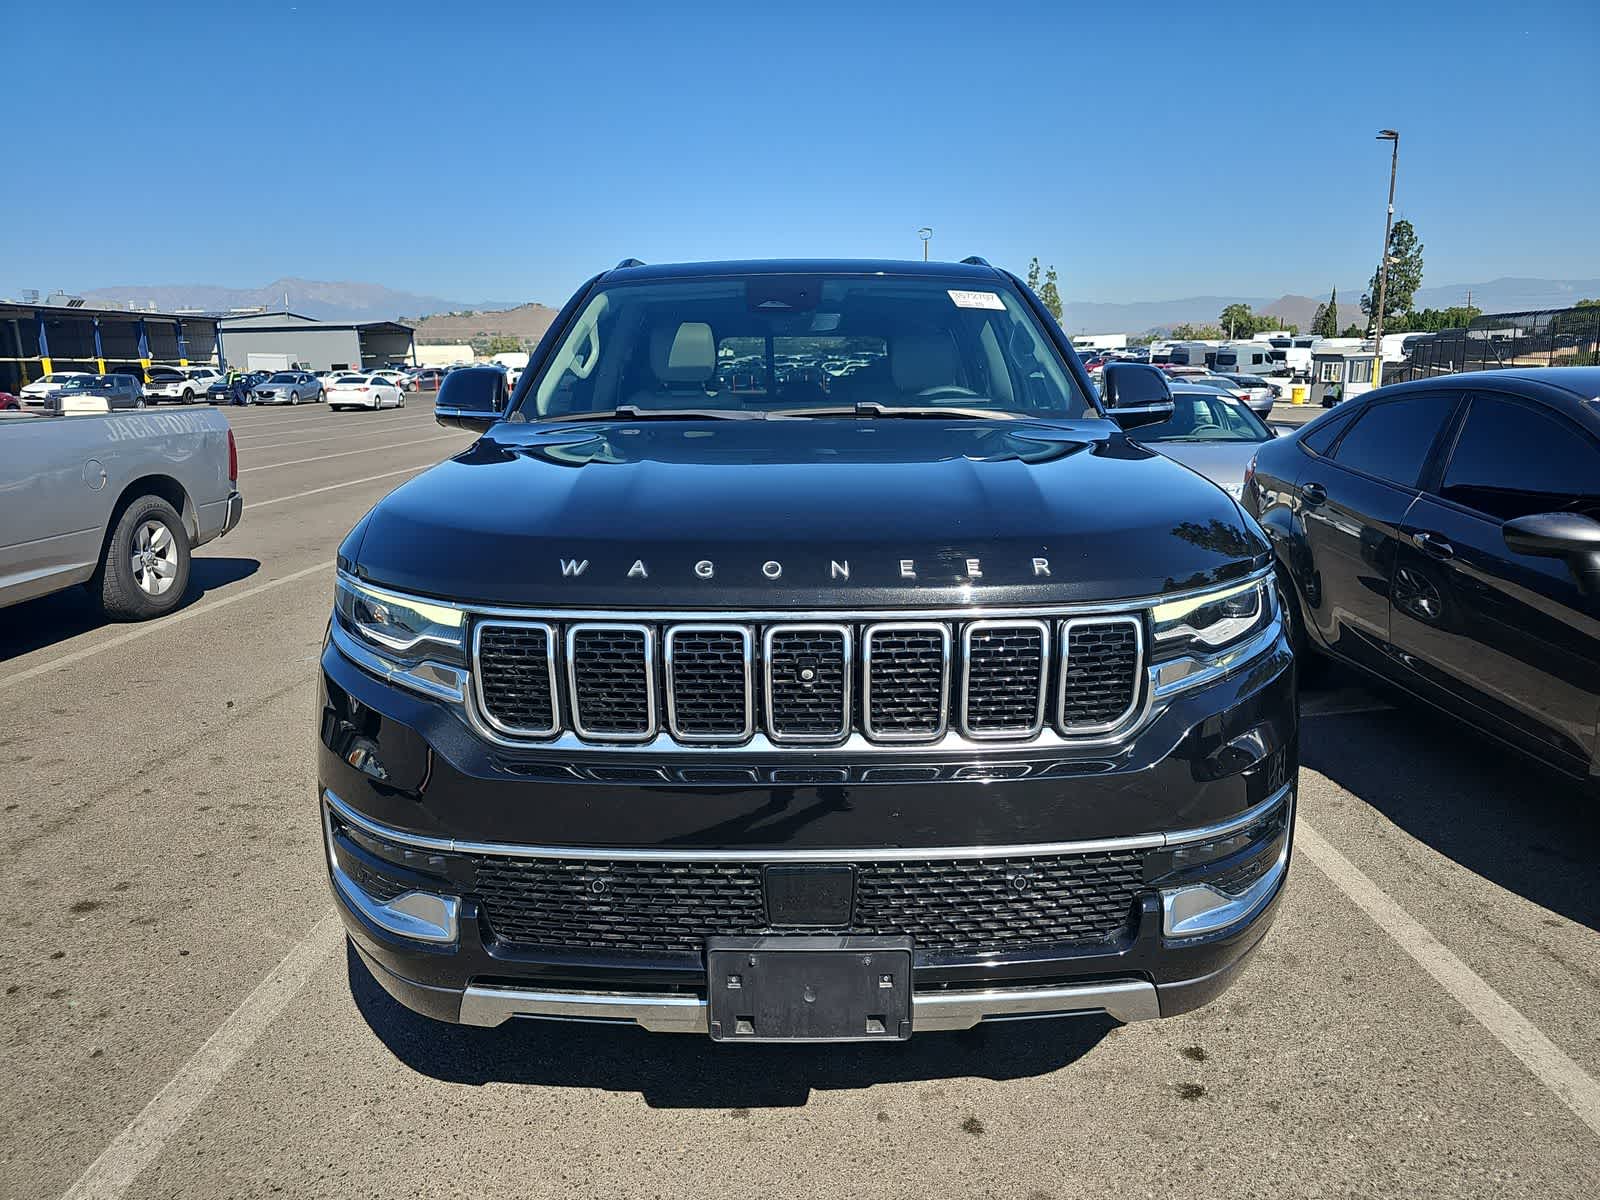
[776,401,1019,420]
[540,405,766,423]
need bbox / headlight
[332,574,468,701]
[1150,577,1273,660]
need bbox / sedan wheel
[134,399,146,409]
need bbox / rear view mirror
[1100,363,1175,431]
[435,366,507,432]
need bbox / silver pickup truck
[1,403,243,620]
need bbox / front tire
[95,495,191,621]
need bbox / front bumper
[318,620,1297,1034]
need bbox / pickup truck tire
[95,495,191,621]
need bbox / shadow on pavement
[0,555,261,662]
[1300,676,1599,932]
[346,943,1113,1107]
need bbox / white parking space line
[0,561,332,693]
[239,433,461,473]
[1297,819,1600,1139]
[56,913,343,1200]
[233,420,439,453]
[251,461,443,509]
[230,414,432,442]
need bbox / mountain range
[35,275,1600,336]
[69,278,517,324]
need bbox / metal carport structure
[0,302,219,393]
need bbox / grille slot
[1059,617,1142,732]
[473,849,1145,954]
[962,620,1048,738]
[566,624,655,741]
[764,625,850,742]
[665,625,752,742]
[862,622,949,741]
[474,622,557,736]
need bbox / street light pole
[918,227,932,261]
[1372,129,1399,387]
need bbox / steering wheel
[1189,422,1223,437]
[915,385,981,400]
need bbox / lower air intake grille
[1060,618,1142,730]
[473,849,1146,954]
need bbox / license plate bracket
[706,936,913,1043]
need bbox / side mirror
[1101,363,1175,431]
[1504,512,1600,594]
[435,365,507,432]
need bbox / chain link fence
[1385,305,1600,384]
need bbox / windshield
[268,373,298,382]
[518,274,1094,420]
[1134,393,1270,443]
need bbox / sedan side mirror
[1503,511,1600,594]
[1100,363,1175,431]
[435,365,507,432]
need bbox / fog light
[323,798,460,945]
[1161,841,1288,939]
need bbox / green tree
[1219,303,1255,338]
[485,335,522,354]
[1402,305,1482,332]
[1340,323,1365,338]
[1361,219,1424,329]
[1575,298,1600,308]
[1026,257,1063,321]
[1170,322,1224,340]
[1312,287,1340,338]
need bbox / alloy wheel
[131,520,179,596]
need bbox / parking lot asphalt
[2,399,1597,1199]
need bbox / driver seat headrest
[649,322,716,384]
[890,333,960,393]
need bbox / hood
[1147,441,1261,500]
[351,418,1270,608]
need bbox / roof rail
[959,256,991,267]
[614,257,646,269]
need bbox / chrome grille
[665,626,752,742]
[1060,617,1142,732]
[470,613,1145,747]
[863,623,949,741]
[566,624,654,741]
[962,620,1048,738]
[474,622,557,736]
[765,625,850,742]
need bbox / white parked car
[145,366,222,404]
[327,374,405,411]
[19,372,92,405]
[368,369,413,391]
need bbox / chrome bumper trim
[221,491,243,536]
[322,782,1293,864]
[456,978,1161,1031]
[1161,837,1290,939]
[324,805,460,944]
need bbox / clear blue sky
[7,0,1597,306]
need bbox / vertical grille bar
[960,619,1049,739]
[862,622,950,741]
[566,623,656,742]
[664,625,753,743]
[763,624,851,743]
[1058,616,1143,734]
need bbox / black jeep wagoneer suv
[319,259,1296,1042]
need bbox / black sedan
[1245,368,1600,783]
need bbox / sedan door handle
[1412,531,1455,559]
[1301,482,1327,506]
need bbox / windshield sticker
[947,290,1006,311]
